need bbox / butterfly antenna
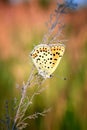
[57,75,67,80]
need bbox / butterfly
[30,43,65,79]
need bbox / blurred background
[0,0,87,130]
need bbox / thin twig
[14,66,35,123]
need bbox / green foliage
[60,107,82,130]
[65,24,74,36]
[39,0,51,9]
[0,59,15,102]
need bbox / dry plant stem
[14,66,45,129]
[42,3,66,45]
[17,89,51,128]
[21,83,47,116]
[19,108,52,123]
[16,79,46,128]
[14,66,35,123]
[42,13,60,44]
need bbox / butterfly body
[30,43,65,79]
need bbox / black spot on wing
[59,55,62,57]
[56,52,60,55]
[54,59,57,61]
